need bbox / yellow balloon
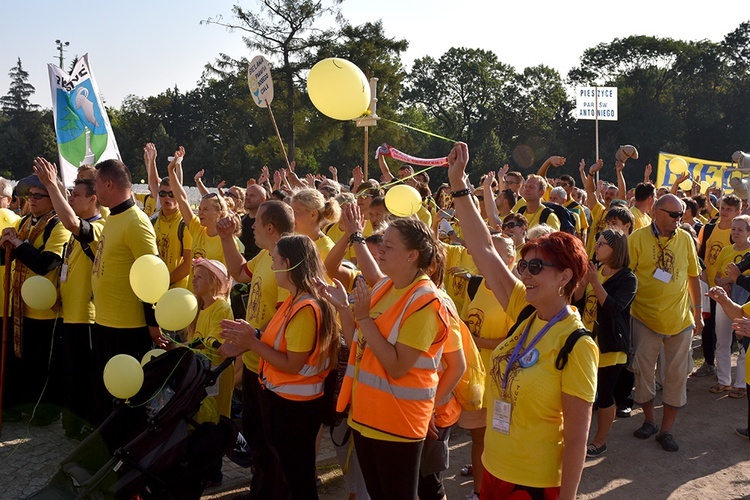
[307,58,370,121]
[155,288,199,331]
[0,208,20,230]
[130,255,170,304]
[103,354,144,400]
[21,275,57,310]
[670,156,688,174]
[700,180,710,193]
[141,348,167,366]
[679,178,693,191]
[385,185,423,217]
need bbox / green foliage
[0,58,39,116]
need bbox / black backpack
[519,202,576,234]
[506,305,592,370]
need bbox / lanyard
[650,222,675,270]
[502,305,570,391]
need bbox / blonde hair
[292,188,341,227]
[202,192,229,219]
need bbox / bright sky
[2,0,749,109]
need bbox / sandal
[709,384,732,394]
[728,387,747,399]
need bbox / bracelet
[254,328,261,339]
[692,305,703,310]
[349,232,366,245]
[451,188,471,198]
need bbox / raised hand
[168,146,185,174]
[342,203,365,236]
[217,180,226,190]
[216,216,236,239]
[447,142,470,186]
[258,165,270,185]
[328,165,338,182]
[143,142,157,164]
[315,277,348,309]
[548,155,566,167]
[33,157,59,187]
[351,277,373,322]
[352,165,364,185]
[589,159,604,174]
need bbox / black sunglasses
[517,258,556,275]
[660,208,684,219]
[28,192,50,200]
[503,221,524,229]
[158,190,174,198]
[202,192,220,200]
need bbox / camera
[736,252,750,273]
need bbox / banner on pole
[656,152,741,192]
[575,87,618,121]
[48,53,120,186]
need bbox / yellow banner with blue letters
[656,152,741,193]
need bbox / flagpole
[265,100,291,170]
[595,86,600,184]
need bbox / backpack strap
[39,216,60,252]
[555,328,593,370]
[467,275,484,301]
[507,305,536,338]
[178,220,186,254]
[540,207,551,225]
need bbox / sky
[2,0,750,109]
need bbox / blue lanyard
[502,306,571,391]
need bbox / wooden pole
[595,87,600,185]
[265,101,291,170]
[364,126,369,180]
[0,243,12,433]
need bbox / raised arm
[378,152,395,183]
[616,160,626,200]
[33,157,80,235]
[217,216,251,283]
[194,169,209,196]
[537,155,565,179]
[345,204,385,286]
[482,171,503,229]
[448,143,518,310]
[168,147,194,225]
[670,172,690,195]
[644,163,653,184]
[583,159,602,210]
[144,143,161,199]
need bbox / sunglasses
[660,208,684,219]
[158,190,174,198]
[503,221,524,229]
[504,179,519,185]
[202,192,220,200]
[517,258,556,275]
[224,191,239,199]
[27,192,50,200]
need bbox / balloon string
[126,348,194,408]
[380,118,459,143]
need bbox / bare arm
[434,348,465,407]
[32,157,81,235]
[688,275,704,336]
[583,159,601,211]
[378,153,395,183]
[168,147,195,227]
[644,163,652,183]
[707,286,744,319]
[219,318,310,374]
[144,143,161,199]
[482,171,503,229]
[537,155,565,178]
[170,249,192,285]
[616,160,626,200]
[560,393,592,500]
[670,172,690,195]
[448,143,518,310]
[217,216,251,283]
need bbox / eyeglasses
[558,182,571,188]
[517,258,556,275]
[224,191,239,199]
[503,179,519,185]
[502,221,524,229]
[158,190,174,198]
[202,192,220,200]
[660,208,684,219]
[595,240,610,248]
[27,192,50,200]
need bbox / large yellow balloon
[130,255,170,304]
[0,208,19,229]
[155,288,199,331]
[307,58,370,121]
[670,157,688,174]
[385,185,423,217]
[21,276,57,310]
[103,354,144,400]
[141,348,167,366]
[700,180,710,194]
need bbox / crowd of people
[0,140,748,500]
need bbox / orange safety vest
[336,276,450,440]
[258,293,328,401]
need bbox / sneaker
[586,443,607,458]
[736,427,749,438]
[634,422,659,439]
[691,364,716,377]
[616,407,632,418]
[656,432,679,452]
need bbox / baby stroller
[28,346,237,500]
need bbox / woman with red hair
[448,143,598,500]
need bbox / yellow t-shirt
[443,242,478,313]
[348,275,442,443]
[325,220,374,261]
[284,304,317,353]
[243,249,290,373]
[521,204,560,231]
[191,298,234,417]
[414,203,432,228]
[61,218,105,324]
[92,204,158,328]
[714,244,750,286]
[0,210,19,309]
[187,215,236,290]
[460,279,524,371]
[435,300,463,428]
[15,215,71,320]
[135,192,158,217]
[587,201,608,258]
[699,224,732,288]
[314,233,335,263]
[629,226,700,335]
[580,269,627,367]
[153,209,193,290]
[565,200,589,232]
[483,285,598,488]
[629,206,652,231]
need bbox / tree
[203,0,344,161]
[0,58,38,116]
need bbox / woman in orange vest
[220,234,338,499]
[448,143,598,500]
[326,217,452,500]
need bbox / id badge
[206,377,220,397]
[654,268,672,284]
[60,263,68,283]
[492,398,512,434]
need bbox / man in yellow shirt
[629,182,655,231]
[518,175,560,230]
[628,194,703,452]
[217,200,294,500]
[0,174,70,425]
[152,178,192,289]
[90,159,163,426]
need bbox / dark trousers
[260,389,324,500]
[3,317,62,419]
[702,299,717,365]
[89,324,151,427]
[596,364,624,409]
[614,367,635,409]
[353,430,424,500]
[61,323,93,432]
[242,367,287,499]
